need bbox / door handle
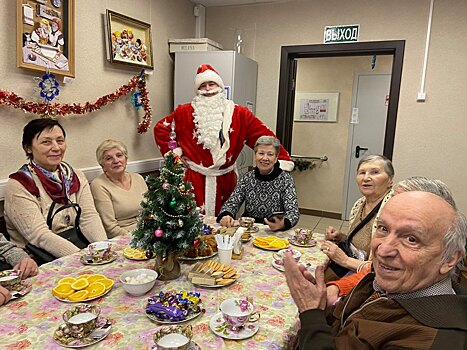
[355,146,368,158]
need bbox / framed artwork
[106,10,153,69]
[17,0,75,77]
[293,92,339,122]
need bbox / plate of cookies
[188,261,240,288]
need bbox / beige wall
[292,56,392,214]
[205,0,467,214]
[0,0,194,179]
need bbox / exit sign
[324,25,360,44]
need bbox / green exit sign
[324,25,360,44]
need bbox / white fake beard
[192,90,226,150]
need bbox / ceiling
[190,0,290,7]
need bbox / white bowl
[119,268,158,296]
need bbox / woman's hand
[325,226,343,242]
[320,241,349,266]
[13,257,39,278]
[264,217,285,231]
[326,285,341,306]
[0,286,11,306]
[220,215,235,227]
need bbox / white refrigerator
[174,51,258,173]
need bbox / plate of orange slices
[252,236,289,251]
[52,274,114,303]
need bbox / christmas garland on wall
[0,71,152,133]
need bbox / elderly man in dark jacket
[284,191,467,350]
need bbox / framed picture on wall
[294,92,339,122]
[16,0,75,77]
[106,10,154,69]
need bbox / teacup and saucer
[272,248,301,271]
[289,228,317,247]
[238,217,259,233]
[210,297,260,340]
[81,241,117,265]
[54,304,112,347]
[153,325,199,350]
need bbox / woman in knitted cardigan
[4,119,107,260]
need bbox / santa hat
[194,64,224,93]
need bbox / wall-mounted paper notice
[351,108,359,124]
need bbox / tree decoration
[38,73,60,102]
[131,152,203,258]
[131,90,143,109]
[168,120,178,150]
[155,228,163,238]
[0,70,152,133]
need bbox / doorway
[342,72,391,219]
[276,40,405,218]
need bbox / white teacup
[220,298,260,330]
[88,241,112,261]
[153,325,192,350]
[63,304,100,338]
[273,248,301,266]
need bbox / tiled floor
[296,214,350,235]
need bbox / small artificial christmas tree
[131,122,203,279]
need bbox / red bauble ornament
[155,228,163,237]
[193,239,200,248]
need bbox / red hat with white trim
[194,64,224,93]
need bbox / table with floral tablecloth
[0,222,327,349]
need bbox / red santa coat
[154,100,294,216]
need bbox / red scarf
[9,162,80,204]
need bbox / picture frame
[106,10,154,70]
[17,0,75,77]
[293,92,339,122]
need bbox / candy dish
[80,251,118,265]
[146,291,203,324]
[288,237,317,248]
[9,280,32,300]
[209,312,259,340]
[53,317,112,348]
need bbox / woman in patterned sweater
[217,136,299,231]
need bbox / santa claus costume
[154,64,294,216]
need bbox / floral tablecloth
[0,223,327,349]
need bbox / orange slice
[86,274,106,284]
[85,282,106,298]
[76,274,90,281]
[52,283,74,299]
[57,277,76,285]
[270,240,287,249]
[68,290,89,302]
[99,278,114,291]
[71,278,89,290]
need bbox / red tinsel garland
[0,73,153,134]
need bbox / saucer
[288,237,317,248]
[209,312,259,340]
[9,280,32,300]
[80,251,118,265]
[151,341,201,350]
[271,259,285,272]
[53,317,112,348]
